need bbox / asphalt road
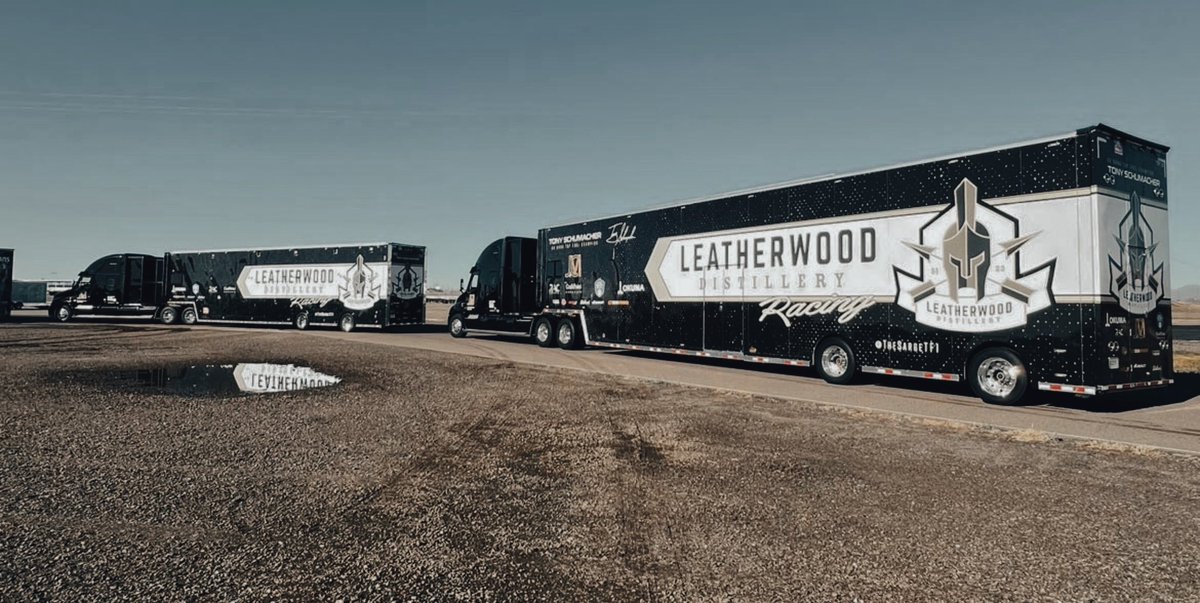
[9,310,1200,454]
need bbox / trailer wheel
[159,306,178,325]
[448,314,467,338]
[968,348,1029,405]
[533,317,556,347]
[339,313,356,333]
[293,310,310,331]
[815,337,856,385]
[556,318,582,349]
[50,303,72,323]
[181,308,198,326]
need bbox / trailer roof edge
[543,124,1158,229]
[167,242,422,255]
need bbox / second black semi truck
[50,243,425,331]
[448,124,1173,404]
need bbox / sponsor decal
[1105,314,1128,327]
[606,222,637,245]
[874,339,940,354]
[619,283,646,294]
[1108,191,1164,314]
[232,363,341,393]
[566,254,583,278]
[1114,140,1123,156]
[549,231,602,250]
[236,255,388,310]
[757,296,877,327]
[894,179,1055,333]
[593,277,606,298]
[391,264,424,301]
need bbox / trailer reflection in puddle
[133,363,341,396]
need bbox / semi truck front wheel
[51,303,71,323]
[533,317,555,347]
[448,315,467,338]
[968,348,1029,405]
[815,337,856,385]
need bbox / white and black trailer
[161,243,426,331]
[449,124,1172,404]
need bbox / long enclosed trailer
[163,243,425,330]
[448,124,1173,403]
[50,242,425,331]
[0,249,13,319]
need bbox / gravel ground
[1,324,1199,601]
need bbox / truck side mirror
[459,278,464,292]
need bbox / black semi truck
[449,124,1173,404]
[51,243,425,331]
[0,248,13,320]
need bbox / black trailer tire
[51,303,72,323]
[339,313,356,333]
[181,308,198,326]
[533,316,556,347]
[448,314,467,338]
[293,310,310,331]
[556,318,582,350]
[968,348,1029,405]
[159,307,178,325]
[815,337,857,385]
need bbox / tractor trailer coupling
[448,124,1174,405]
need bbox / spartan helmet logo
[942,180,991,301]
[1117,191,1156,289]
[351,255,370,297]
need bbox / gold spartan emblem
[942,180,991,302]
[904,179,1040,304]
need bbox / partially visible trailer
[162,243,425,331]
[50,243,425,331]
[0,249,13,320]
[449,124,1172,404]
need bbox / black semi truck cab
[50,253,166,322]
[449,237,552,339]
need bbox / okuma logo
[338,255,384,310]
[893,179,1055,333]
[1108,191,1163,314]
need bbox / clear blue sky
[2,0,1198,289]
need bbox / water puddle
[130,363,341,396]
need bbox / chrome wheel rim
[162,309,175,323]
[977,357,1021,398]
[536,321,551,343]
[57,307,70,321]
[557,323,573,345]
[450,318,464,336]
[183,311,196,325]
[341,316,353,332]
[820,345,849,378]
[296,313,308,329]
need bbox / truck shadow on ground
[608,350,1199,414]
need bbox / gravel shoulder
[1,324,1199,601]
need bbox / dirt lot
[1174,302,1200,326]
[2,324,1199,601]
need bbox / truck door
[89,255,125,307]
[467,239,504,320]
[125,256,143,305]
